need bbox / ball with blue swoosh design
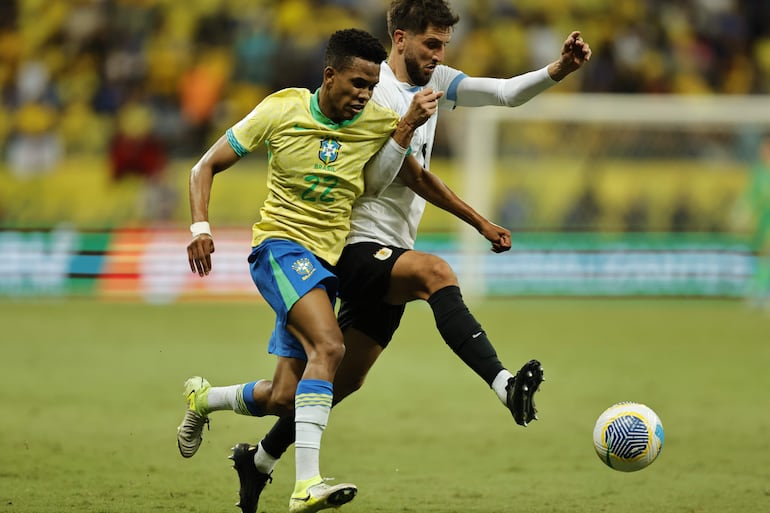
[593,402,664,472]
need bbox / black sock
[427,285,505,386]
[260,415,295,459]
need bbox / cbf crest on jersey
[292,257,316,281]
[318,137,341,165]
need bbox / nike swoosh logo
[291,495,311,503]
[472,331,482,338]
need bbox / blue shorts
[248,239,338,360]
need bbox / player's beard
[404,52,432,86]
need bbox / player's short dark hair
[386,0,460,36]
[324,28,387,71]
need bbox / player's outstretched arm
[399,156,511,253]
[455,31,591,108]
[187,135,241,277]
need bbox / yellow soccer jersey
[227,88,400,265]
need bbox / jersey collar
[311,89,362,129]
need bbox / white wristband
[190,221,212,237]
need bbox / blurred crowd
[1,0,769,181]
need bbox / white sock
[205,381,263,416]
[206,384,242,411]
[295,417,324,481]
[254,441,279,474]
[294,380,333,482]
[491,369,515,405]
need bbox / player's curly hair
[324,28,388,71]
[386,0,460,37]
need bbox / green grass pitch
[2,299,769,513]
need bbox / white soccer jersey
[347,61,555,249]
[347,62,464,249]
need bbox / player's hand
[187,234,215,276]
[479,221,512,253]
[549,31,591,80]
[403,88,444,129]
[560,31,591,71]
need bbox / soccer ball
[592,402,664,472]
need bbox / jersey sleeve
[433,64,556,109]
[431,64,468,111]
[455,67,555,108]
[227,94,284,155]
[362,137,410,197]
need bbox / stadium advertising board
[0,227,256,302]
[428,233,754,297]
[0,228,755,300]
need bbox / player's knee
[309,333,346,368]
[421,255,458,292]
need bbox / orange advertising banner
[98,228,258,302]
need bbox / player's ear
[393,29,406,50]
[322,66,335,84]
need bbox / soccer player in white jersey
[178,28,440,513]
[209,3,590,512]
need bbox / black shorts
[336,242,409,348]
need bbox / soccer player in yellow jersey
[178,28,440,513]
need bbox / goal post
[445,94,770,299]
